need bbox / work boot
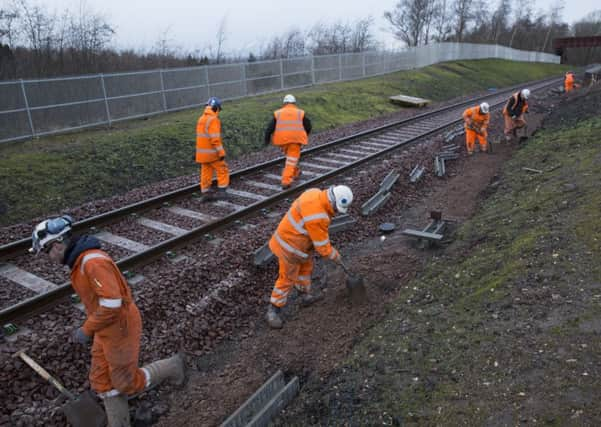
[266,304,283,329]
[281,183,291,190]
[467,151,474,156]
[214,188,229,200]
[300,292,323,307]
[198,191,214,203]
[103,394,130,427]
[142,353,187,389]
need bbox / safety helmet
[283,94,296,104]
[328,185,353,214]
[206,96,222,110]
[30,215,73,254]
[479,102,490,114]
[520,89,530,100]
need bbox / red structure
[553,36,601,63]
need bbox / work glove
[72,327,91,345]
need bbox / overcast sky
[42,0,600,54]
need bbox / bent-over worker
[462,102,490,155]
[30,216,186,427]
[266,185,353,329]
[503,88,529,141]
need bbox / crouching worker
[266,185,353,329]
[30,216,186,427]
[462,102,490,155]
[503,88,529,141]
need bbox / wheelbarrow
[339,260,366,303]
[14,350,106,427]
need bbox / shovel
[15,350,106,427]
[339,260,366,302]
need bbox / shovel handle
[338,260,352,277]
[16,351,76,400]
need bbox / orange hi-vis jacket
[269,188,340,262]
[503,92,528,117]
[463,106,490,131]
[196,106,225,163]
[272,104,308,146]
[565,72,574,86]
[70,249,139,339]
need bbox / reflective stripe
[98,389,120,399]
[328,249,338,260]
[196,133,221,138]
[272,288,288,296]
[275,232,308,258]
[99,298,122,308]
[302,213,329,223]
[214,145,224,152]
[80,253,110,274]
[287,211,308,235]
[196,148,220,154]
[270,296,287,305]
[313,238,329,247]
[297,275,311,281]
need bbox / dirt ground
[141,85,587,427]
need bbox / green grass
[318,114,601,424]
[0,59,569,226]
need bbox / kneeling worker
[266,185,353,329]
[503,88,529,141]
[264,94,312,190]
[463,102,490,155]
[31,216,186,426]
[196,96,230,201]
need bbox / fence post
[99,74,112,127]
[311,56,316,85]
[362,52,366,77]
[338,54,342,81]
[159,69,168,111]
[241,63,247,96]
[279,59,284,89]
[205,66,210,99]
[20,79,35,138]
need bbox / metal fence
[0,43,559,144]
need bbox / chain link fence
[0,43,559,144]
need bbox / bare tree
[452,0,474,42]
[215,14,227,64]
[541,0,565,51]
[384,0,434,46]
[432,0,453,42]
[351,17,376,51]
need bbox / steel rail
[0,76,560,258]
[0,77,561,323]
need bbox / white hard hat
[479,102,490,114]
[328,185,353,214]
[30,215,73,254]
[283,94,296,104]
[521,89,530,99]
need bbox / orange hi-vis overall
[502,92,528,137]
[196,106,230,193]
[71,249,146,396]
[268,189,340,307]
[462,106,490,154]
[564,72,574,92]
[272,104,308,186]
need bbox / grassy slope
[309,115,601,424]
[0,59,568,225]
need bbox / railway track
[0,77,561,325]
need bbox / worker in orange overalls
[266,185,353,329]
[31,216,186,427]
[196,97,230,201]
[564,71,575,93]
[503,88,529,142]
[462,102,490,155]
[264,94,312,190]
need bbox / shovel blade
[346,275,367,303]
[62,391,106,427]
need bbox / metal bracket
[409,165,425,183]
[361,170,400,216]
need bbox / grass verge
[0,59,568,226]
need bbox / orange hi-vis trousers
[280,143,302,186]
[200,159,229,193]
[565,81,574,92]
[270,255,313,308]
[465,128,488,154]
[503,113,526,137]
[90,306,146,396]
